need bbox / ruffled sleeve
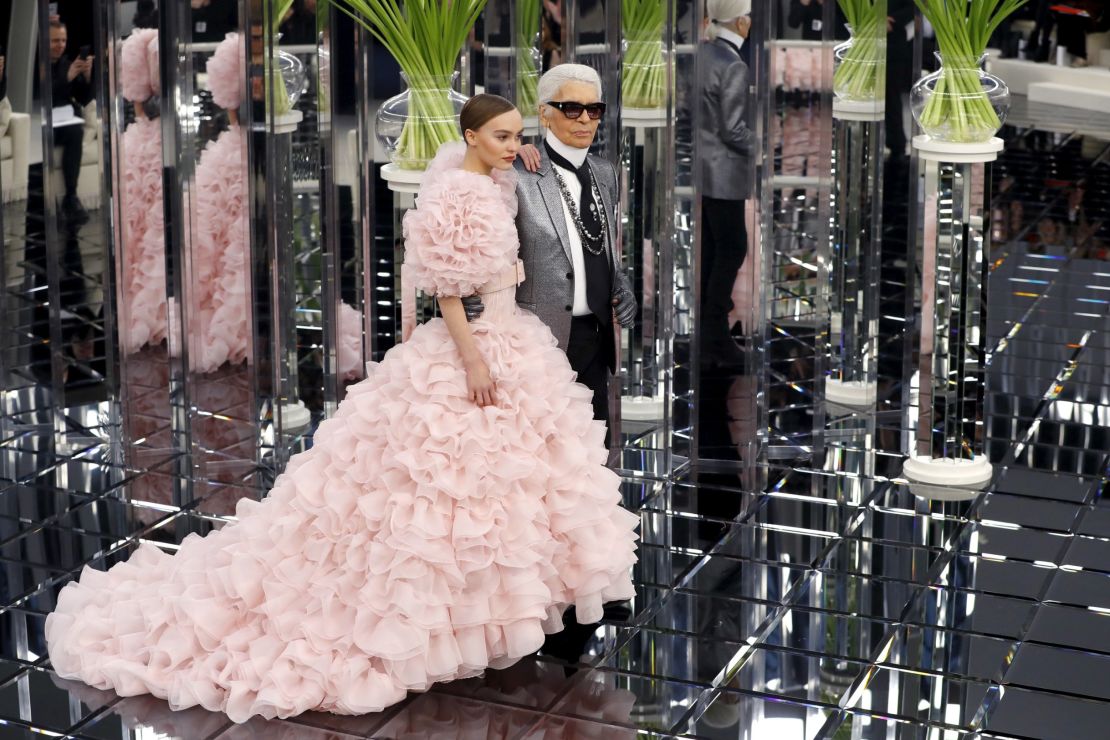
[400,144,519,298]
[121,29,159,102]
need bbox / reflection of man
[886,0,915,159]
[190,0,239,43]
[698,0,753,366]
[49,19,94,225]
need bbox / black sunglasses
[546,101,607,120]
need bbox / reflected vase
[622,37,667,110]
[911,53,1010,144]
[516,37,541,115]
[376,72,467,171]
[269,49,306,116]
[833,23,885,103]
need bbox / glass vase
[268,49,306,116]
[911,53,1010,144]
[833,23,885,103]
[622,36,667,110]
[376,72,467,171]
[516,36,541,116]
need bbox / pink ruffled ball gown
[45,142,639,722]
[118,28,168,353]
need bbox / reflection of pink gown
[45,142,639,723]
[190,125,250,372]
[118,29,167,353]
[53,659,637,738]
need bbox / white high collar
[545,129,590,169]
[716,27,746,52]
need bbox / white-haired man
[483,63,638,446]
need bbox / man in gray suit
[510,64,637,445]
[698,0,754,365]
[481,64,636,663]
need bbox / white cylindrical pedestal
[280,400,312,430]
[903,455,992,500]
[381,164,424,194]
[621,107,668,129]
[913,135,1003,163]
[621,395,666,421]
[825,379,877,409]
[271,110,303,135]
[832,98,886,122]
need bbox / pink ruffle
[191,126,249,372]
[208,32,243,110]
[337,302,365,381]
[148,35,161,97]
[401,142,519,297]
[47,306,638,722]
[121,29,158,102]
[118,117,168,353]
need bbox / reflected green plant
[622,0,666,109]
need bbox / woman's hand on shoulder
[464,357,497,407]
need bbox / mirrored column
[904,136,1001,494]
[821,0,886,429]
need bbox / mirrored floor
[0,104,1108,739]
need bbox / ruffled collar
[423,141,518,200]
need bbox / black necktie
[544,141,611,321]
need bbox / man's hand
[67,57,93,82]
[519,143,542,173]
[612,286,637,327]
[461,294,485,322]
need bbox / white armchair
[0,97,30,203]
[50,100,101,209]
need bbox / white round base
[381,163,424,194]
[622,107,668,128]
[825,379,876,409]
[621,395,666,421]
[832,98,885,121]
[279,400,312,430]
[271,110,304,135]
[913,135,1004,163]
[903,455,992,496]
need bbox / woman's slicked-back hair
[459,93,517,135]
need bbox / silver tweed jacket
[513,149,632,369]
[697,37,754,200]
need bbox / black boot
[62,195,89,226]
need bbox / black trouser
[540,314,612,663]
[700,196,748,343]
[566,314,610,446]
[54,124,84,199]
[885,39,912,158]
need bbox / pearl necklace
[550,165,608,256]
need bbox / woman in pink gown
[190,32,250,373]
[118,28,167,353]
[45,94,639,722]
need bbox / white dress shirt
[546,130,594,317]
[714,26,746,53]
